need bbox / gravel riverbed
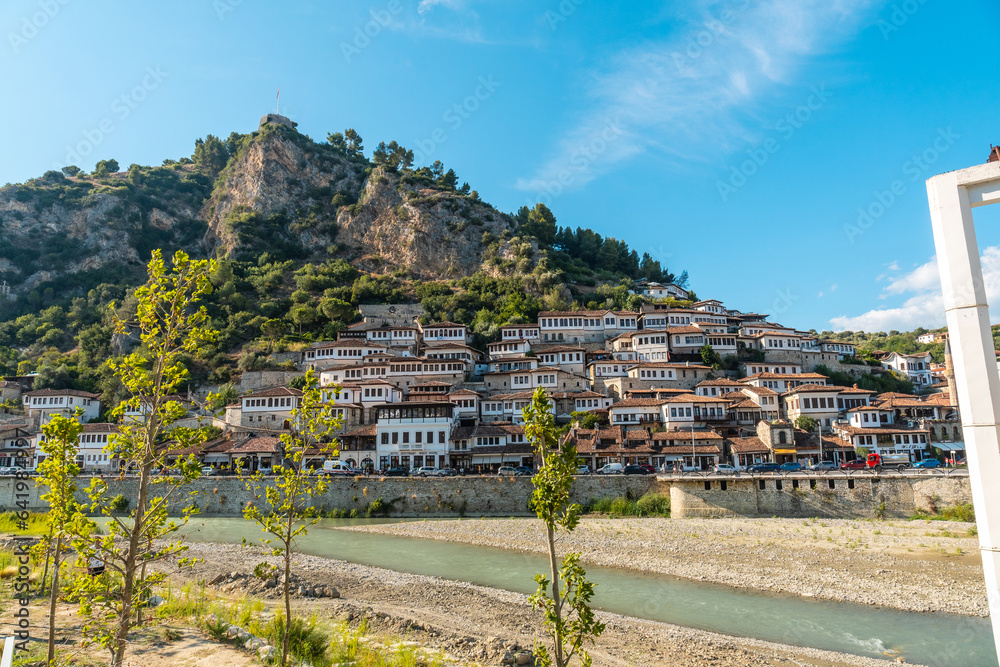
[163,541,913,667]
[343,516,989,617]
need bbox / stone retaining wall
[669,474,972,519]
[0,475,658,518]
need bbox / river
[172,517,996,666]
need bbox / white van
[320,460,356,476]
[596,463,624,475]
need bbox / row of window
[380,430,448,445]
[245,397,296,409]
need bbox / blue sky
[2,0,999,333]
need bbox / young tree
[523,388,604,667]
[242,369,341,666]
[66,249,217,667]
[37,410,83,664]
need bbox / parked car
[256,466,273,476]
[665,463,700,473]
[839,460,867,470]
[383,466,409,477]
[809,461,838,471]
[497,466,517,476]
[622,465,647,475]
[437,468,458,476]
[19,467,38,477]
[747,462,781,473]
[413,466,440,477]
[913,458,942,469]
[596,463,624,475]
[0,467,18,476]
[576,464,591,475]
[713,463,738,474]
[200,466,214,477]
[514,466,534,476]
[779,462,804,472]
[320,460,358,476]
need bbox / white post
[926,159,1000,662]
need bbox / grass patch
[911,503,976,523]
[584,492,670,517]
[0,511,51,536]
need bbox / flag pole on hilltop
[276,88,280,115]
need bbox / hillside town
[0,283,965,477]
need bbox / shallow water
[175,517,996,666]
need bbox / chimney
[989,145,1000,163]
[944,338,959,408]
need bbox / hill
[0,114,680,395]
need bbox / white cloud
[418,0,465,14]
[516,0,879,195]
[829,246,1000,332]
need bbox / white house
[881,352,933,387]
[23,389,101,425]
[303,339,391,368]
[500,324,540,342]
[534,346,587,376]
[374,401,456,471]
[487,340,532,358]
[537,310,639,344]
[418,321,470,345]
[240,386,302,429]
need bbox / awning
[935,442,966,451]
[773,449,797,455]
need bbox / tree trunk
[111,459,151,667]
[46,534,62,664]
[546,524,565,667]
[39,522,54,597]
[282,512,293,667]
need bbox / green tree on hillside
[93,159,119,177]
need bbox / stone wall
[669,473,972,519]
[0,475,658,518]
[236,370,304,393]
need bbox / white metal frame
[926,159,1000,661]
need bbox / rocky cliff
[0,116,521,304]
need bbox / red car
[839,460,867,470]
[639,465,656,474]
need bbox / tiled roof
[727,436,769,453]
[245,386,303,398]
[229,436,282,454]
[651,430,724,441]
[24,388,100,399]
[610,398,665,408]
[782,384,842,395]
